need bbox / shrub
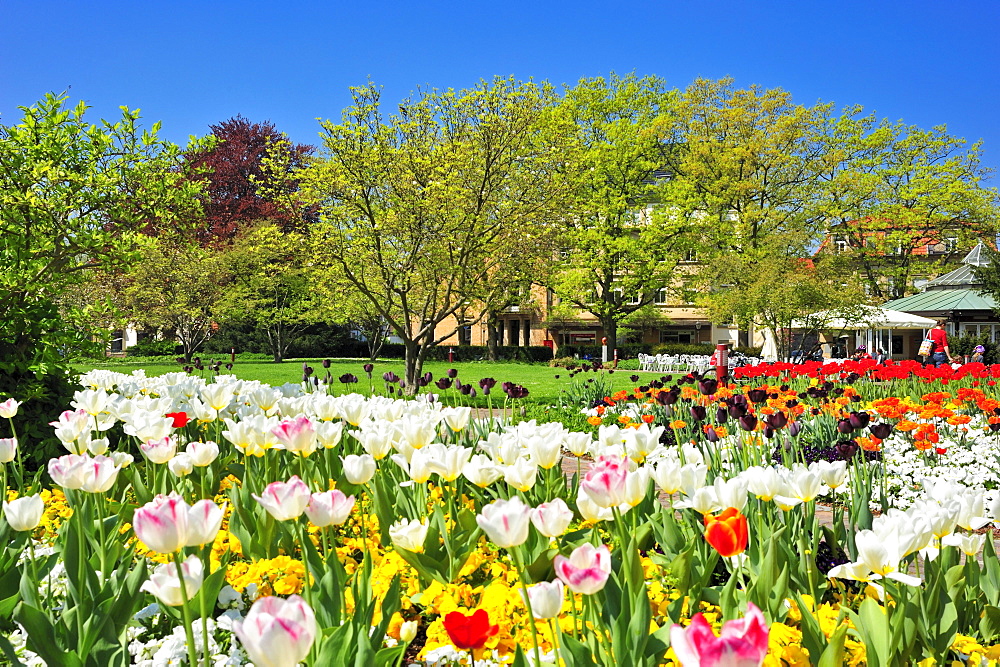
[949,332,998,364]
[127,339,180,357]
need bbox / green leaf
[816,622,849,667]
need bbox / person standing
[927,320,951,367]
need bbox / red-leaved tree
[185,116,313,244]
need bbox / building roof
[924,241,992,289]
[883,289,998,314]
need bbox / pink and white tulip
[140,437,177,464]
[305,490,355,527]
[3,494,44,531]
[581,455,630,508]
[185,440,219,467]
[141,555,204,607]
[670,602,769,667]
[133,493,189,553]
[524,579,564,619]
[78,455,121,493]
[234,594,317,667]
[554,543,612,595]
[48,454,91,490]
[271,416,318,457]
[0,438,16,464]
[530,498,574,537]
[476,496,532,548]
[0,398,20,419]
[252,476,311,521]
[185,499,225,547]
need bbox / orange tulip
[703,507,749,557]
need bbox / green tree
[0,93,202,456]
[546,73,685,351]
[299,77,576,390]
[221,222,326,362]
[121,239,231,362]
[820,113,999,299]
[661,78,835,336]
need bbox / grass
[74,357,649,407]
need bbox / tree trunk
[403,341,424,396]
[600,316,618,360]
[267,326,284,363]
[486,314,500,362]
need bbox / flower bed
[1,366,1000,666]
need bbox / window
[834,237,849,253]
[681,249,698,263]
[659,330,694,344]
[654,289,668,305]
[627,292,641,305]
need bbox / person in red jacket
[927,320,951,367]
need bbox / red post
[448,347,454,363]
[715,343,728,381]
[230,348,236,364]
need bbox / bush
[649,343,716,356]
[558,343,654,360]
[127,338,180,357]
[949,332,998,364]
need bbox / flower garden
[4,359,1000,666]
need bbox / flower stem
[511,549,542,667]
[173,552,199,667]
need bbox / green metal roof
[883,289,998,313]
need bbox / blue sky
[2,0,998,178]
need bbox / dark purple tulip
[383,371,399,383]
[422,372,433,384]
[303,366,314,377]
[554,375,560,379]
[650,380,664,389]
[469,388,477,398]
[322,359,332,369]
[848,411,870,429]
[339,373,358,384]
[388,386,395,394]
[704,426,720,442]
[225,363,234,370]
[313,377,320,387]
[630,375,640,383]
[768,411,788,429]
[991,422,1000,433]
[869,423,892,439]
[789,421,803,437]
[436,378,452,390]
[480,377,497,391]
[193,357,201,365]
[301,374,309,383]
[779,384,790,392]
[762,426,774,439]
[716,407,728,423]
[836,439,859,459]
[993,407,1000,417]
[447,368,458,378]
[175,357,186,364]
[698,379,718,396]
[454,380,465,392]
[690,405,707,421]
[836,419,854,434]
[728,403,747,419]
[194,363,204,371]
[748,389,768,404]
[656,390,678,406]
[363,363,374,376]
[738,414,758,431]
[731,394,748,406]
[459,384,472,395]
[183,366,193,373]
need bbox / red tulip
[165,412,189,428]
[443,609,499,650]
[704,507,749,558]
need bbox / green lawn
[75,358,647,407]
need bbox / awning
[883,289,998,314]
[791,305,937,330]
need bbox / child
[972,345,986,364]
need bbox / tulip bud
[524,579,564,619]
[134,493,188,553]
[141,555,204,606]
[168,453,194,478]
[530,498,574,537]
[0,398,20,419]
[704,426,719,443]
[186,440,220,466]
[836,439,859,459]
[738,415,758,431]
[305,490,355,527]
[868,423,892,440]
[234,595,317,667]
[477,497,532,548]
[3,494,44,531]
[689,406,707,422]
[768,411,788,429]
[400,620,418,643]
[252,476,311,521]
[836,419,854,434]
[342,454,377,484]
[788,421,803,437]
[848,411,870,429]
[715,407,728,423]
[728,403,747,419]
[0,437,16,463]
